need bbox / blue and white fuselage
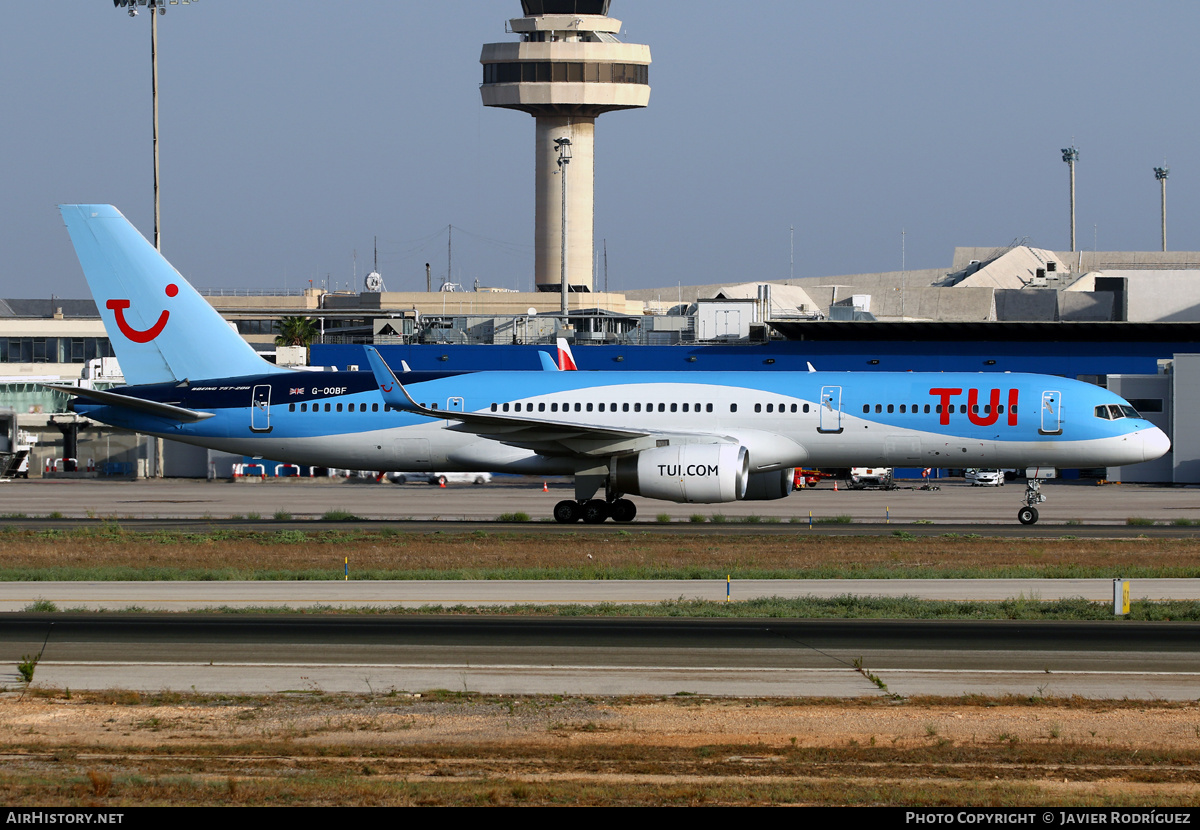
[53,205,1170,524]
[72,369,1166,473]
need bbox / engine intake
[611,445,748,504]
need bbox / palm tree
[274,316,319,348]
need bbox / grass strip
[21,596,1200,621]
[4,526,1200,581]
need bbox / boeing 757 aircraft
[52,205,1169,524]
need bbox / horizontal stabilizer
[44,384,215,423]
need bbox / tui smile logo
[107,283,178,343]
[380,382,394,394]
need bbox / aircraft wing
[43,384,215,423]
[364,347,729,456]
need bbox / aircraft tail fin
[556,337,578,371]
[59,205,285,385]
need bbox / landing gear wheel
[554,500,582,524]
[582,499,610,524]
[1018,506,1039,525]
[610,498,637,523]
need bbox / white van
[848,467,894,489]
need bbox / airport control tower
[481,1,650,297]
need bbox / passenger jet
[51,205,1170,524]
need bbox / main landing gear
[554,498,638,524]
[1018,478,1046,525]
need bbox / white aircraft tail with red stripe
[556,338,578,371]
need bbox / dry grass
[3,528,1200,579]
[1,690,1198,806]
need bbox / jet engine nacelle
[612,444,748,504]
[743,468,795,501]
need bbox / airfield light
[1155,166,1169,251]
[1061,146,1080,252]
[556,137,573,317]
[112,0,196,252]
[112,0,196,479]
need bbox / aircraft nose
[1141,427,1171,462]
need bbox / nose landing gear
[1018,478,1046,525]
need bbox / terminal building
[5,241,1200,483]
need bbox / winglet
[538,351,560,372]
[807,362,817,373]
[557,337,578,370]
[364,347,433,415]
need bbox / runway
[4,615,1197,700]
[6,477,1200,528]
[3,478,1199,700]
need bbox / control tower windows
[483,62,648,86]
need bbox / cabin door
[818,386,843,434]
[251,385,272,433]
[1040,390,1062,435]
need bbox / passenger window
[863,405,870,414]
[730,403,738,413]
[634,403,641,412]
[575,403,582,412]
[324,403,331,412]
[623,403,630,412]
[670,403,678,412]
[803,404,809,413]
[755,404,762,413]
[587,403,593,412]
[289,404,295,412]
[706,404,713,413]
[551,402,558,412]
[539,403,545,412]
[887,404,894,414]
[899,405,906,413]
[372,403,379,412]
[875,404,882,414]
[301,403,307,412]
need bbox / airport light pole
[113,0,197,478]
[1154,166,1169,252]
[555,137,572,318]
[1062,146,1079,252]
[112,0,197,252]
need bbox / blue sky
[3,1,1198,298]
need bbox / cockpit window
[1095,404,1143,420]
